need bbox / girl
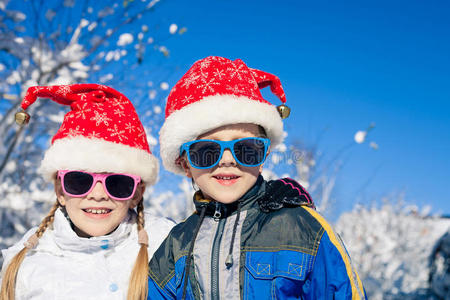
[0,84,174,300]
[147,56,366,299]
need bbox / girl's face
[181,123,266,204]
[55,176,144,237]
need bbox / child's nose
[218,149,237,167]
[87,181,108,201]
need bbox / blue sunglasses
[180,137,270,169]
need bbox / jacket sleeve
[0,227,37,291]
[147,277,176,300]
[302,207,366,300]
[147,232,178,300]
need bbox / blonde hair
[1,201,60,300]
[127,198,149,300]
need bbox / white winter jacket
[1,208,175,300]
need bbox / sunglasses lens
[189,141,221,168]
[234,138,267,166]
[63,171,93,195]
[105,175,135,199]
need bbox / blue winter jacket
[147,177,366,299]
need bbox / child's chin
[79,226,114,237]
[215,198,239,204]
[87,230,111,237]
[213,191,243,204]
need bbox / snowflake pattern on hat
[21,84,150,152]
[20,84,158,184]
[165,56,286,117]
[159,56,288,175]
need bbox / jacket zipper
[211,207,225,300]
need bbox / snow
[72,70,88,79]
[87,21,97,32]
[159,46,169,56]
[47,111,66,123]
[169,24,178,34]
[69,61,90,71]
[274,143,287,152]
[80,19,89,28]
[271,153,281,164]
[336,202,450,299]
[9,11,26,22]
[98,6,114,18]
[0,0,7,10]
[4,161,16,173]
[148,90,157,99]
[14,37,24,44]
[153,106,162,114]
[354,130,367,144]
[60,43,88,62]
[369,141,379,150]
[160,82,169,90]
[105,51,115,62]
[100,73,113,83]
[117,33,134,46]
[6,70,20,84]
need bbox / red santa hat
[18,84,158,185]
[159,56,289,175]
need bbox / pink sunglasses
[58,170,141,201]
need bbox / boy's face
[55,178,144,237]
[181,123,266,204]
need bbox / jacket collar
[193,175,266,219]
[51,208,135,253]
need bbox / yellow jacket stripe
[304,207,365,299]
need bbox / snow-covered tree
[262,136,347,218]
[336,199,450,299]
[0,0,184,259]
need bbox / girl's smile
[56,180,143,237]
[82,207,113,219]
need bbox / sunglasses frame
[180,137,270,169]
[57,170,141,201]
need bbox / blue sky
[154,0,450,216]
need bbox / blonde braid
[137,199,145,231]
[36,202,59,238]
[1,201,60,300]
[127,199,149,300]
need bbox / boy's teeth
[216,176,237,180]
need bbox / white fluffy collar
[42,208,136,254]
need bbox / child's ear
[178,157,193,178]
[54,178,66,206]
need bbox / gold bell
[277,104,291,119]
[15,111,31,125]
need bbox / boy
[148,56,366,299]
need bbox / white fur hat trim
[39,136,159,185]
